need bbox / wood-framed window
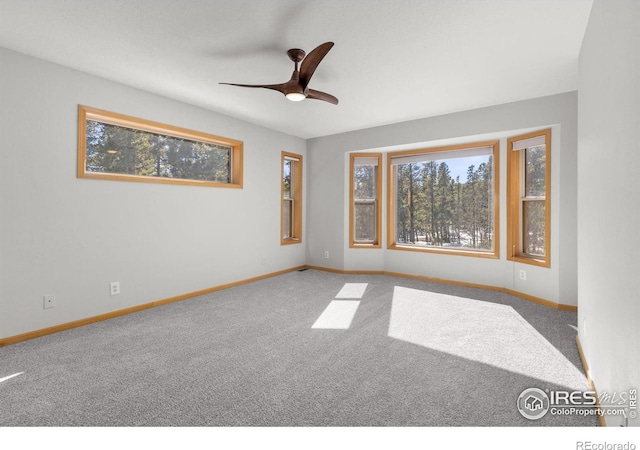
[282,151,303,244]
[387,141,500,258]
[350,153,382,247]
[507,128,551,267]
[78,105,243,188]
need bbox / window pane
[283,199,292,239]
[393,152,494,251]
[86,120,232,183]
[281,152,302,244]
[355,202,376,241]
[283,160,292,199]
[523,200,545,256]
[524,145,546,197]
[354,165,376,199]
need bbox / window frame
[349,153,382,248]
[387,140,500,259]
[507,128,551,267]
[78,105,243,188]
[281,151,303,245]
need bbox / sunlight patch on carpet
[312,301,361,329]
[0,372,24,383]
[388,286,587,390]
[335,283,368,299]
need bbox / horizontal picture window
[78,105,243,188]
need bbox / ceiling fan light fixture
[220,42,338,105]
[285,92,306,102]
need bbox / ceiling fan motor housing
[287,48,306,63]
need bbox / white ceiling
[0,0,593,139]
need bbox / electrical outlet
[110,281,120,296]
[519,269,526,281]
[43,294,55,309]
[324,251,330,259]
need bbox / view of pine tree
[394,155,494,251]
[282,159,293,239]
[523,145,546,256]
[353,164,377,241]
[85,121,231,183]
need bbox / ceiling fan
[220,42,338,105]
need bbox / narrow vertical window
[350,153,382,247]
[507,129,551,267]
[282,152,302,244]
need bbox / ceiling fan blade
[307,89,339,105]
[299,42,334,88]
[219,82,287,94]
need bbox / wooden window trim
[386,140,500,259]
[78,105,243,188]
[281,151,303,245]
[507,128,551,268]
[349,153,382,248]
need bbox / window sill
[508,254,550,268]
[79,172,242,189]
[281,238,302,246]
[388,243,498,259]
[350,242,381,249]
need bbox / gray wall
[3,3,638,425]
[307,92,578,306]
[0,48,306,340]
[578,0,640,426]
